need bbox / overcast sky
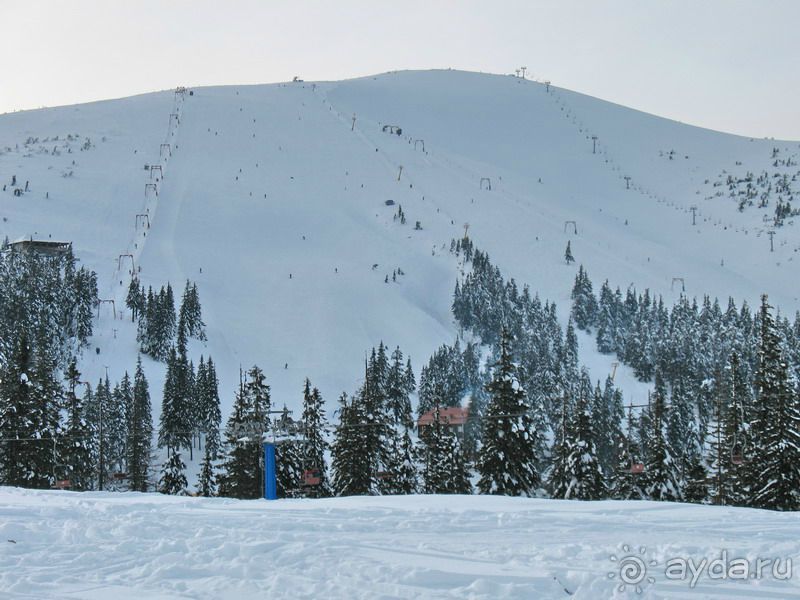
[2,0,798,139]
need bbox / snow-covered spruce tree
[125,276,145,323]
[127,357,153,492]
[387,426,418,494]
[386,347,413,428]
[109,373,132,478]
[682,439,709,504]
[276,438,304,498]
[550,370,606,500]
[595,280,619,354]
[218,366,270,499]
[707,363,744,506]
[610,427,645,500]
[158,451,188,495]
[418,405,448,493]
[331,392,372,496]
[721,352,749,505]
[196,443,217,497]
[642,371,682,502]
[591,376,624,477]
[570,265,598,331]
[159,323,195,457]
[477,328,540,496]
[159,348,187,455]
[85,375,116,490]
[448,437,473,494]
[746,295,800,511]
[61,359,94,491]
[364,349,394,492]
[301,379,330,497]
[178,280,206,341]
[136,286,154,356]
[196,356,222,458]
[27,334,62,488]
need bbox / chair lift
[731,433,746,465]
[302,468,322,488]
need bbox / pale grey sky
[1,0,798,139]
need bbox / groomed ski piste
[0,487,798,598]
[2,70,800,598]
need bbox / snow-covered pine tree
[682,439,709,504]
[444,432,473,494]
[125,276,145,322]
[610,427,645,500]
[158,451,188,495]
[301,379,330,497]
[159,322,195,457]
[61,359,93,491]
[642,371,682,502]
[276,438,304,498]
[418,404,448,494]
[158,348,184,454]
[218,366,271,499]
[550,370,606,499]
[386,347,413,428]
[136,286,154,356]
[595,281,618,354]
[387,426,418,494]
[591,376,624,477]
[721,352,748,504]
[27,333,61,488]
[85,375,116,490]
[179,280,206,341]
[477,328,540,496]
[747,295,800,511]
[331,392,372,496]
[570,265,598,331]
[127,357,152,492]
[109,373,132,478]
[363,351,393,491]
[196,443,217,497]
[196,355,222,458]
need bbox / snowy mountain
[1,68,798,413]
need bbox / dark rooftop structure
[7,238,72,257]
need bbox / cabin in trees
[6,238,72,257]
[417,406,469,440]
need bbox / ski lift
[630,462,645,474]
[52,479,71,490]
[302,468,322,487]
[376,471,392,480]
[731,454,744,465]
[112,472,128,481]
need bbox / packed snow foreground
[0,487,797,599]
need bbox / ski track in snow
[0,488,798,599]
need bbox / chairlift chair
[302,468,322,487]
[630,462,645,474]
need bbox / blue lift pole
[264,442,277,500]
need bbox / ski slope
[0,487,798,599]
[1,69,798,415]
